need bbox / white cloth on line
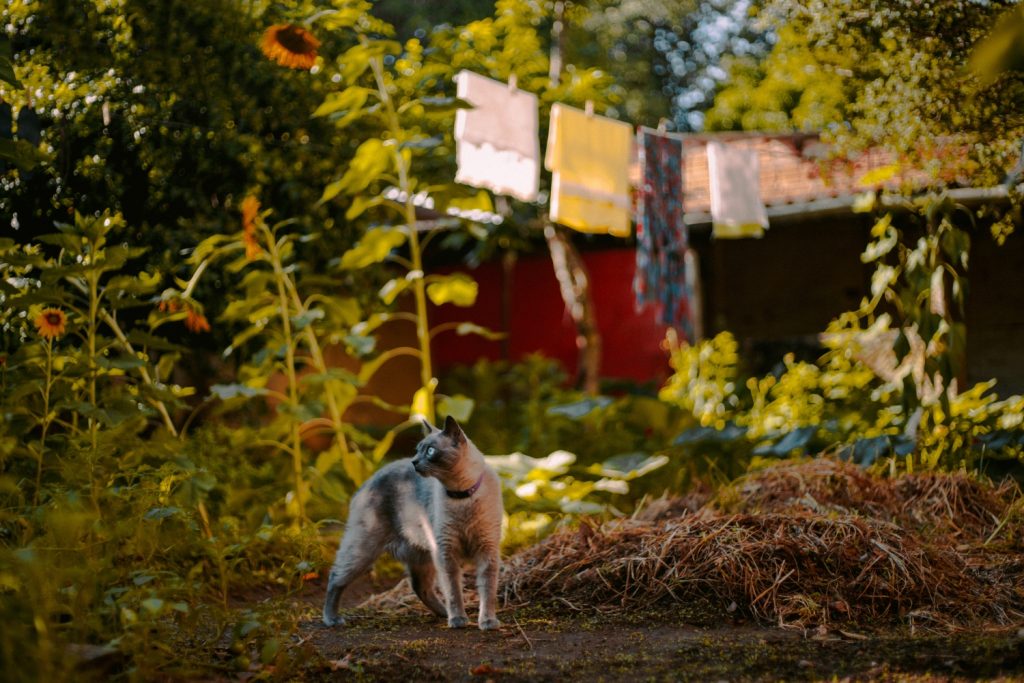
[707,141,768,239]
[454,70,540,202]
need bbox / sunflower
[185,309,211,334]
[241,195,262,260]
[34,308,67,340]
[261,24,320,70]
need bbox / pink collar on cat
[445,472,485,500]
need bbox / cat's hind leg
[407,556,446,618]
[323,509,386,627]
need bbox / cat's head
[411,415,468,480]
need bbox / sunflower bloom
[185,309,211,334]
[261,24,320,70]
[241,195,262,260]
[34,308,67,340]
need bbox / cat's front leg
[437,549,468,628]
[476,551,501,631]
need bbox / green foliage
[0,215,328,680]
[706,22,853,132]
[659,330,1024,475]
[712,0,1024,185]
[444,356,686,546]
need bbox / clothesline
[453,70,769,244]
[452,69,756,339]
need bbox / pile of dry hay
[501,459,1024,630]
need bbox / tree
[564,0,772,131]
[709,0,1024,183]
[0,0,357,257]
[705,21,852,132]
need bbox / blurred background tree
[1,0,360,282]
[707,0,1024,184]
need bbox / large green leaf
[312,87,373,127]
[320,138,391,203]
[437,394,474,422]
[454,322,505,340]
[587,452,669,480]
[339,228,407,269]
[0,138,41,171]
[426,273,478,307]
[379,277,411,304]
[0,36,20,89]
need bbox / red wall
[429,248,672,383]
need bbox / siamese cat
[323,416,503,630]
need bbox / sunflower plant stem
[86,238,101,504]
[279,274,352,464]
[34,339,54,506]
[64,276,178,435]
[266,229,308,524]
[366,45,435,423]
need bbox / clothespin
[657,118,668,133]
[584,100,594,117]
[508,73,517,91]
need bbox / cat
[322,415,504,631]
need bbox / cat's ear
[443,415,465,444]
[420,417,437,436]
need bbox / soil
[288,576,1024,682]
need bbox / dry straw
[362,459,1024,631]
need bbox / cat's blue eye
[427,446,436,457]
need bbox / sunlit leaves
[425,273,478,307]
[338,227,407,269]
[378,277,411,305]
[857,164,899,188]
[968,5,1024,87]
[0,35,21,88]
[587,452,668,480]
[861,215,897,263]
[320,139,392,203]
[312,87,374,126]
[437,393,474,422]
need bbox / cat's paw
[479,617,502,631]
[447,615,470,629]
[322,614,346,627]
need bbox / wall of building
[966,227,1024,395]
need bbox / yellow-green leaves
[0,35,20,89]
[861,214,897,263]
[426,273,478,307]
[969,5,1024,87]
[312,87,374,127]
[337,40,402,83]
[378,277,411,304]
[338,227,406,269]
[857,163,899,188]
[320,138,391,203]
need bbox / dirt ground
[290,577,1024,682]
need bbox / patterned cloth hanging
[634,127,695,340]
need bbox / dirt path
[291,579,1024,681]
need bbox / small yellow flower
[185,308,211,334]
[261,24,320,70]
[241,195,262,261]
[34,308,67,340]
